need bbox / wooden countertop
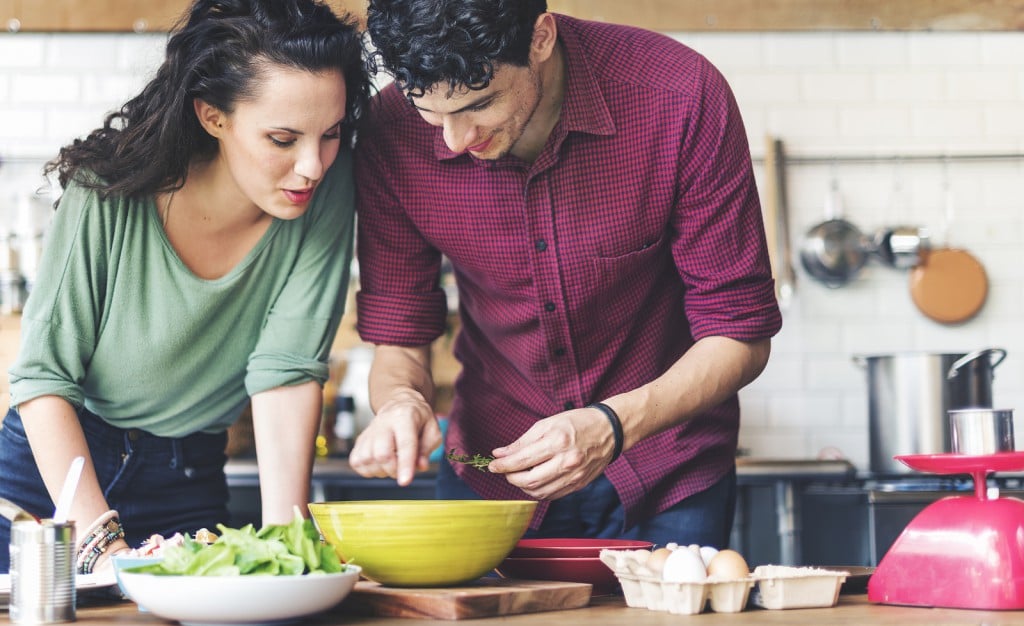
[61,594,1024,625]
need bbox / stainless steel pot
[855,348,1007,474]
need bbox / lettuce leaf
[126,511,343,576]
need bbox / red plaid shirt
[355,15,782,529]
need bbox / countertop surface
[52,593,1024,625]
[226,457,859,481]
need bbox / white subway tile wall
[0,29,1022,469]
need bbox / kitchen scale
[868,451,1024,610]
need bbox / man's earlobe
[532,13,558,57]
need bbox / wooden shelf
[2,0,1022,32]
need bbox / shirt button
[535,239,548,252]
[563,401,575,411]
[554,347,566,357]
[544,302,556,312]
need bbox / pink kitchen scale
[868,451,1024,610]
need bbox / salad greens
[126,510,343,576]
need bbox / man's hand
[348,390,441,486]
[487,406,615,500]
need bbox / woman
[0,0,370,574]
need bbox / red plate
[508,538,653,558]
[496,556,619,595]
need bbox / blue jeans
[436,457,736,548]
[0,407,231,573]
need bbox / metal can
[9,519,76,624]
[949,408,1015,456]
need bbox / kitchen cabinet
[3,0,1023,32]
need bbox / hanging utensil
[799,177,870,288]
[873,225,930,269]
[909,165,988,324]
[871,165,931,269]
[764,136,797,307]
[52,456,85,524]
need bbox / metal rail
[752,151,1024,166]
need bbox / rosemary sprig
[446,448,494,472]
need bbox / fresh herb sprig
[446,448,494,472]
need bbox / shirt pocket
[588,231,675,333]
[592,230,669,276]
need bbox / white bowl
[117,566,361,625]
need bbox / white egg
[661,545,707,582]
[699,546,719,567]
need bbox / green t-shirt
[8,150,355,437]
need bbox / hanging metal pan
[908,247,988,324]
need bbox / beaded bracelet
[588,402,624,463]
[76,510,125,574]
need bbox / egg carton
[599,549,754,614]
[749,565,848,610]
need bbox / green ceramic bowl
[308,500,536,587]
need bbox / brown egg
[644,547,674,575]
[706,549,749,580]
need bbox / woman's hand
[76,509,129,574]
[89,538,132,575]
[487,406,616,501]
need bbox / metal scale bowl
[868,452,1024,610]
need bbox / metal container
[9,519,76,624]
[949,408,1015,455]
[872,226,930,269]
[856,348,1007,474]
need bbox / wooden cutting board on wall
[337,579,592,620]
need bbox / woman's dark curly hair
[366,0,546,98]
[46,0,371,200]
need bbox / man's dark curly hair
[46,0,371,200]
[366,0,547,98]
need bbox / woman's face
[205,64,349,220]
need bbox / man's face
[409,62,544,160]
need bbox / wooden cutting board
[337,578,593,620]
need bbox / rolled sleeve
[355,290,449,346]
[245,151,356,395]
[673,58,782,343]
[355,119,450,347]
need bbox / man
[349,0,782,548]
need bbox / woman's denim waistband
[77,407,226,469]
